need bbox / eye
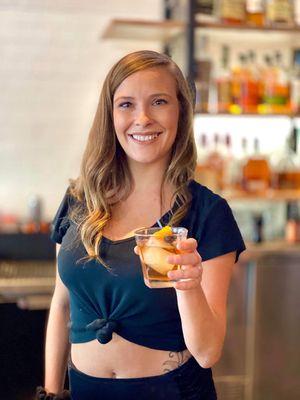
[118,101,132,109]
[153,98,168,106]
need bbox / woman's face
[113,67,179,168]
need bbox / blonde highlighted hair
[69,50,197,262]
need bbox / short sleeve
[197,198,246,263]
[50,189,73,244]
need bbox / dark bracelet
[35,386,71,400]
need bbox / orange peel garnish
[153,225,173,239]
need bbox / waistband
[68,355,204,384]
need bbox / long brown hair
[70,50,197,262]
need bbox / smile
[129,132,162,143]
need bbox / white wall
[0,0,162,220]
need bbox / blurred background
[0,1,300,399]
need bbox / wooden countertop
[241,240,300,261]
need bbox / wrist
[175,282,203,297]
[35,386,70,400]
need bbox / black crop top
[51,180,245,352]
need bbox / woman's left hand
[167,238,202,291]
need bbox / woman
[38,50,245,400]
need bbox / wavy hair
[69,50,197,263]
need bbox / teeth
[131,134,158,142]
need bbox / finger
[134,246,140,255]
[168,265,201,280]
[177,238,198,252]
[167,252,201,266]
[173,279,201,291]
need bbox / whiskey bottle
[246,0,265,26]
[242,138,271,192]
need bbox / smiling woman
[113,67,179,166]
[38,50,246,400]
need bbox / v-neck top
[50,180,245,351]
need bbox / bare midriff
[71,333,191,379]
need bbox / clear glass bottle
[217,45,232,113]
[195,36,213,113]
[290,52,300,114]
[206,133,225,190]
[195,133,223,192]
[222,133,239,189]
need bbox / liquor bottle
[231,53,258,113]
[291,52,300,114]
[217,45,232,113]
[222,133,239,189]
[265,0,294,26]
[252,212,264,243]
[259,54,276,114]
[230,53,247,113]
[195,36,212,113]
[194,133,223,192]
[247,50,260,112]
[295,0,300,26]
[195,0,218,22]
[274,51,290,112]
[246,0,265,26]
[259,53,289,114]
[196,133,209,164]
[218,0,246,24]
[242,138,271,192]
[206,133,225,190]
[286,201,300,243]
[235,137,249,189]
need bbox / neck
[129,159,169,194]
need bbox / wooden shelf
[102,19,184,42]
[222,189,300,201]
[196,20,300,33]
[194,112,300,118]
[102,18,300,42]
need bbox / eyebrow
[114,93,172,103]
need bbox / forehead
[114,67,177,97]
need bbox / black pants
[68,357,217,400]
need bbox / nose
[134,107,152,127]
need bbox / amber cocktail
[134,226,188,288]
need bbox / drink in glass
[134,226,188,288]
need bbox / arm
[45,244,70,393]
[167,239,235,368]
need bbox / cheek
[113,111,127,139]
[165,109,179,136]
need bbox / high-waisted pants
[68,357,217,400]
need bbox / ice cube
[142,246,175,275]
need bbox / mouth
[128,132,162,143]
